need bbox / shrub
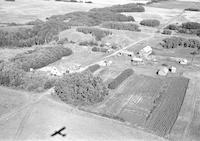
[85,64,101,73]
[0,62,25,87]
[92,47,108,53]
[101,22,141,32]
[11,46,72,71]
[54,71,109,106]
[140,19,160,27]
[108,68,134,89]
[162,29,172,35]
[76,27,112,41]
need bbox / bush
[140,19,160,27]
[161,36,200,49]
[77,27,112,41]
[85,64,101,73]
[162,29,172,35]
[54,71,109,106]
[11,46,72,71]
[101,22,141,32]
[90,3,145,13]
[92,47,108,53]
[0,62,25,87]
[108,68,134,89]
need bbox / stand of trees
[0,20,70,47]
[76,27,112,41]
[10,46,72,71]
[140,19,160,27]
[165,22,200,37]
[90,3,145,13]
[101,22,141,32]
[160,36,200,49]
[54,71,109,106]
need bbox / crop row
[145,77,189,136]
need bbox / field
[82,72,189,136]
[148,1,200,10]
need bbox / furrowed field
[81,72,189,137]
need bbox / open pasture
[0,0,106,24]
[148,1,200,10]
[123,6,183,27]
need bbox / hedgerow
[182,22,200,29]
[85,64,101,73]
[140,19,160,27]
[108,68,134,89]
[165,22,200,37]
[48,10,135,27]
[160,36,200,49]
[101,22,141,32]
[185,8,200,12]
[11,46,72,71]
[165,24,179,30]
[92,47,108,53]
[26,19,44,25]
[76,27,112,41]
[54,71,109,106]
[79,40,98,46]
[161,29,172,35]
[90,3,145,13]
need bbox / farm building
[139,46,153,58]
[39,66,63,76]
[169,66,176,73]
[157,67,169,76]
[118,50,134,57]
[98,60,112,66]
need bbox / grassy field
[148,1,200,9]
